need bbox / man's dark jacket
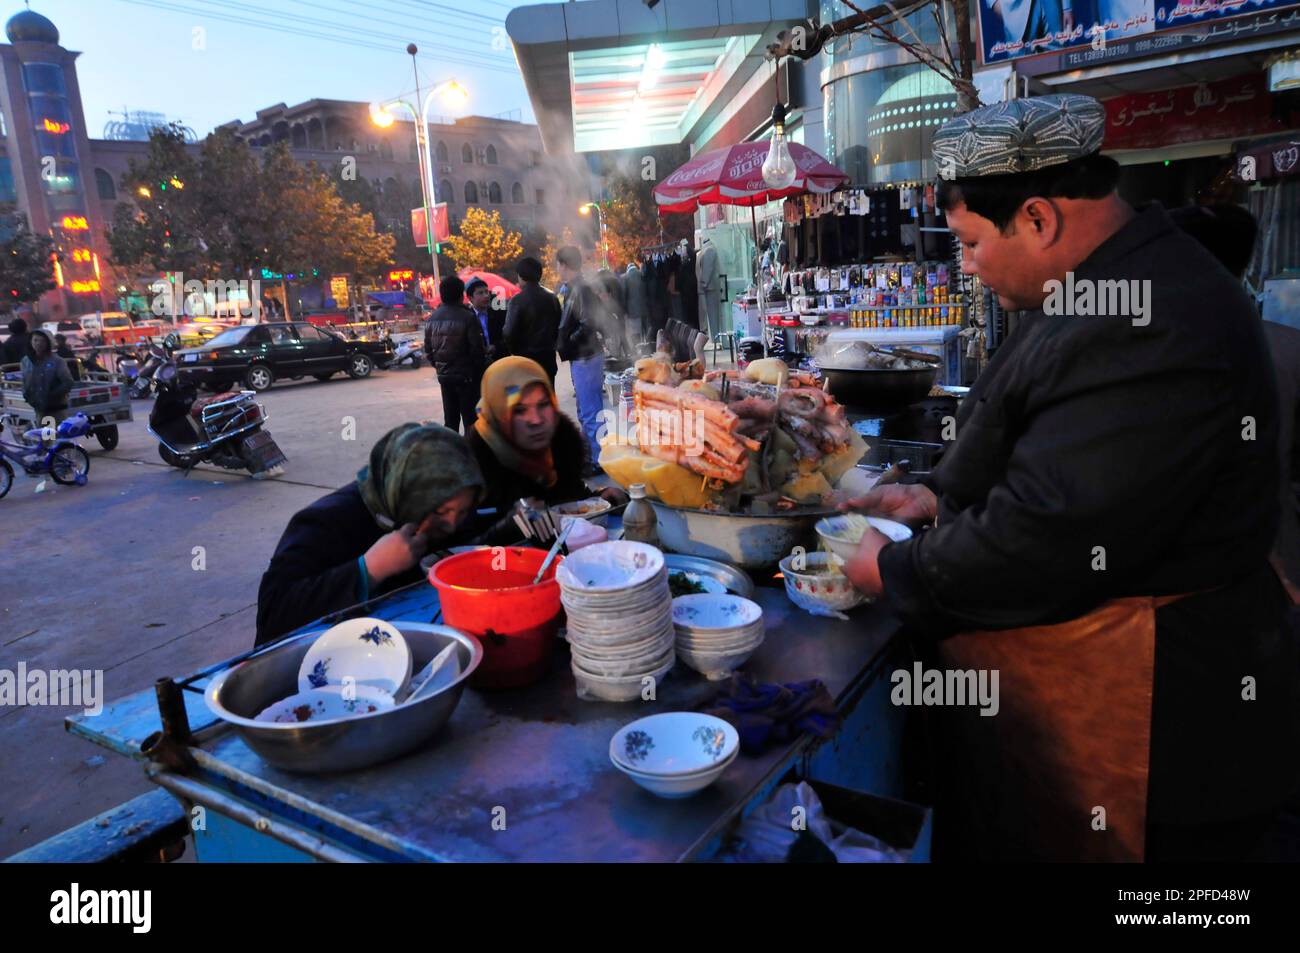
[556,276,603,362]
[878,203,1300,827]
[1,330,31,366]
[424,302,487,381]
[502,281,562,371]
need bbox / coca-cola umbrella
[654,141,848,349]
[426,269,521,307]
[653,140,848,214]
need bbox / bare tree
[768,0,981,113]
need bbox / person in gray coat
[695,240,721,339]
[622,261,648,345]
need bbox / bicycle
[0,412,92,499]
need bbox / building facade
[214,100,596,243]
[0,6,598,321]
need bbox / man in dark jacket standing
[502,257,561,384]
[1,317,31,366]
[843,95,1300,862]
[424,275,487,434]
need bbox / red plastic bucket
[428,547,563,689]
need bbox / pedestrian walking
[1,317,31,366]
[502,256,562,384]
[424,275,488,435]
[555,246,607,472]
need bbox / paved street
[0,362,592,856]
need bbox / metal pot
[819,365,939,416]
[650,501,835,570]
[205,622,482,774]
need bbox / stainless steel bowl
[205,622,482,774]
[650,502,836,570]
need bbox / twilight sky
[34,0,534,137]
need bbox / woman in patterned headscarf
[256,423,484,644]
[467,357,625,540]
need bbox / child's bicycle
[0,413,92,499]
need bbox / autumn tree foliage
[443,206,523,275]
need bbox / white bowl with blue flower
[297,617,412,698]
[609,712,740,797]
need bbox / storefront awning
[505,0,811,154]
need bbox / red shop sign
[1102,73,1292,152]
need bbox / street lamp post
[371,45,469,293]
[579,202,608,270]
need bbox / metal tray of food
[662,554,754,598]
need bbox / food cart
[64,541,923,863]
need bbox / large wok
[819,364,939,417]
[649,501,836,571]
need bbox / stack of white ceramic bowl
[557,541,675,701]
[671,593,765,681]
[609,712,740,798]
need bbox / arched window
[488,181,502,204]
[94,168,116,201]
[464,180,478,203]
[409,140,418,162]
[438,179,453,203]
[485,144,498,165]
[379,139,393,161]
[511,182,524,204]
[462,143,473,163]
[384,176,398,196]
[435,140,448,162]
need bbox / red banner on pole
[411,204,450,248]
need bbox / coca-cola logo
[663,155,726,187]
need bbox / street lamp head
[441,80,468,108]
[370,103,396,128]
[578,203,591,215]
[407,43,418,56]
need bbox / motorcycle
[385,337,424,369]
[128,341,172,398]
[147,360,287,477]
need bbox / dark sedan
[174,322,395,392]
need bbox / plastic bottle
[621,483,660,547]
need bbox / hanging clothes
[679,247,699,331]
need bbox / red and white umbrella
[653,141,848,214]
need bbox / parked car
[173,321,395,391]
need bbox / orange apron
[935,593,1189,862]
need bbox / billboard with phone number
[979,0,1300,63]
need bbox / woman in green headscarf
[256,423,484,644]
[466,357,625,542]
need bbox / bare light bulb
[762,103,797,190]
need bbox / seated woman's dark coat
[466,413,591,542]
[255,483,471,645]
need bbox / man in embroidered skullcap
[840,94,1300,862]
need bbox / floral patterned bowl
[296,617,412,697]
[814,514,912,564]
[670,593,763,634]
[779,551,868,615]
[609,712,739,776]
